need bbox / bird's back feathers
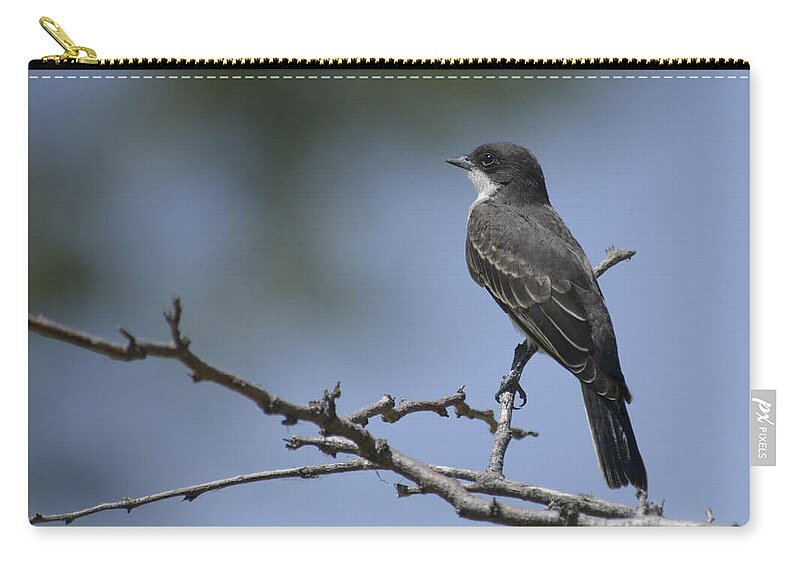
[466,198,647,491]
[466,199,630,402]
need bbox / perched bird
[447,142,647,492]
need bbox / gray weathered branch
[346,388,537,440]
[282,435,675,522]
[28,301,575,526]
[29,247,709,526]
[487,391,516,475]
[29,459,375,525]
[592,246,636,279]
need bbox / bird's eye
[481,153,496,167]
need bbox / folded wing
[466,201,621,401]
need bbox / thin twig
[592,247,636,279]
[29,459,375,525]
[345,387,537,440]
[285,435,360,457]
[452,398,538,439]
[347,395,396,424]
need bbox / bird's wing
[467,201,621,399]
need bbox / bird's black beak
[446,155,473,171]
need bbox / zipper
[31,16,749,70]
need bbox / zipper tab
[39,16,98,65]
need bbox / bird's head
[447,142,548,204]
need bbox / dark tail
[580,384,647,492]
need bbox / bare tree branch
[346,388,537,440]
[452,399,537,440]
[393,473,698,526]
[29,459,375,525]
[29,247,709,526]
[30,439,691,526]
[29,302,575,526]
[284,436,667,521]
[592,247,636,279]
[396,467,645,519]
[487,391,516,476]
[285,435,361,456]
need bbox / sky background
[28,68,749,525]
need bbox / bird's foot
[495,373,527,409]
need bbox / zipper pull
[39,16,99,64]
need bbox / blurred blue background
[29,69,749,525]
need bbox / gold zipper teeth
[89,57,747,68]
[36,20,747,69]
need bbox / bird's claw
[495,374,528,409]
[514,384,528,409]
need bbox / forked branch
[29,246,707,526]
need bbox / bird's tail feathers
[581,383,647,493]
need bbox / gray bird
[447,142,647,492]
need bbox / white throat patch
[468,169,500,199]
[467,169,500,213]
